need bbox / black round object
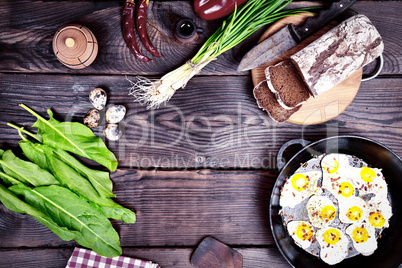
[270,135,402,268]
[175,18,196,39]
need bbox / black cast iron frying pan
[269,135,402,268]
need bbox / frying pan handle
[277,139,311,170]
[361,54,383,82]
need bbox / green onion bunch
[129,0,314,109]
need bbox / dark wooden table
[0,0,401,267]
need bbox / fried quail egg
[306,195,337,228]
[338,196,369,224]
[346,222,377,256]
[281,153,392,265]
[316,227,350,265]
[279,171,322,208]
[367,196,392,228]
[349,167,388,200]
[321,153,351,191]
[324,176,356,202]
[321,153,350,175]
[287,221,315,249]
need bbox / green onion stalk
[129,0,315,109]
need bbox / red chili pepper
[122,0,152,62]
[194,0,249,20]
[136,0,162,58]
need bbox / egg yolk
[321,205,336,221]
[339,182,354,197]
[346,206,363,221]
[291,174,309,191]
[322,158,339,174]
[296,223,314,241]
[369,212,386,228]
[351,227,369,243]
[323,228,341,245]
[361,167,376,183]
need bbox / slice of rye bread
[253,80,301,123]
[265,60,310,109]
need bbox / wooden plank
[0,1,400,75]
[353,2,402,76]
[0,169,277,247]
[0,73,401,169]
[0,247,289,268]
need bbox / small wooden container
[52,24,98,69]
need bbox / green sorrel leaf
[43,146,135,223]
[20,141,115,198]
[0,183,78,241]
[20,104,118,171]
[0,150,59,186]
[53,147,115,198]
[9,184,122,257]
[19,141,49,171]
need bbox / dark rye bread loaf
[265,60,310,109]
[253,80,301,123]
[291,14,384,97]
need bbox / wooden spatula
[191,237,243,268]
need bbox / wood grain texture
[52,24,99,69]
[191,237,243,268]
[0,169,276,247]
[353,2,402,75]
[0,1,400,75]
[251,13,363,125]
[0,1,401,267]
[0,247,289,268]
[0,73,400,169]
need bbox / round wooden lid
[52,24,98,69]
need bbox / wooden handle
[289,0,356,42]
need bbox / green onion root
[128,0,318,109]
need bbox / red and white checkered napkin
[66,247,161,268]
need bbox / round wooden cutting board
[251,13,362,125]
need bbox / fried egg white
[282,153,392,265]
[346,222,377,256]
[306,195,337,228]
[338,196,369,224]
[325,176,357,201]
[349,167,388,200]
[321,154,351,192]
[316,227,350,265]
[279,171,322,208]
[287,221,315,249]
[366,196,392,228]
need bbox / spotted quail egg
[103,123,122,141]
[105,105,126,124]
[83,108,100,128]
[89,87,107,110]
